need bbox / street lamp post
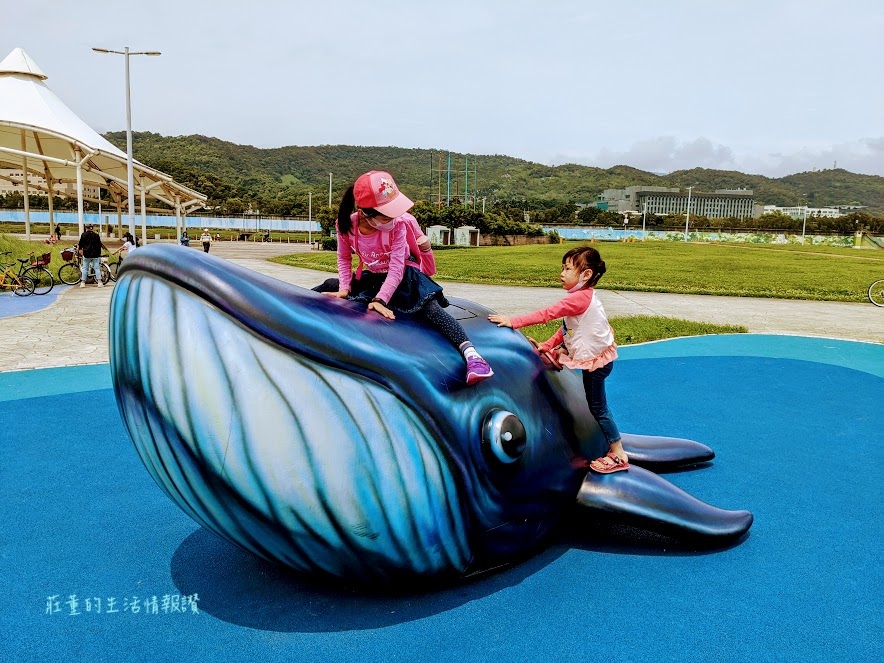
[92,47,161,239]
[801,201,808,244]
[684,186,693,242]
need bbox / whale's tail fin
[575,466,753,541]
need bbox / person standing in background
[200,229,212,253]
[77,224,108,288]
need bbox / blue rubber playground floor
[1,334,882,662]
[0,284,72,319]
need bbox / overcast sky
[4,0,883,177]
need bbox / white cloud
[553,137,884,178]
[739,138,884,178]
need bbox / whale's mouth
[109,245,473,579]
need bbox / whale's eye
[482,410,526,464]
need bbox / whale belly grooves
[110,272,472,580]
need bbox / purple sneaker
[465,357,494,386]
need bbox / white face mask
[366,215,396,231]
[567,271,591,293]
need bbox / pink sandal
[589,452,630,474]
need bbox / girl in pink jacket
[313,170,493,386]
[488,246,626,473]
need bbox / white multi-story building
[762,205,842,219]
[596,186,758,219]
[0,168,101,199]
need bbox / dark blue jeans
[581,362,621,445]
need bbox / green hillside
[103,132,884,216]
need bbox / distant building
[0,168,101,199]
[762,205,842,219]
[595,185,758,219]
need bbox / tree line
[3,190,882,237]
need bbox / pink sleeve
[336,220,354,292]
[376,222,408,304]
[538,328,565,353]
[509,289,594,329]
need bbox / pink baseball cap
[353,170,414,218]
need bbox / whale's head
[109,245,607,582]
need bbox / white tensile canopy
[0,47,206,242]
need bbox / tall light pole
[684,186,693,242]
[93,47,161,239]
[801,205,808,244]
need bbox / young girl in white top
[114,232,137,263]
[488,246,627,473]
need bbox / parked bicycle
[58,246,110,286]
[0,253,35,296]
[104,254,122,282]
[12,251,55,295]
[869,279,884,307]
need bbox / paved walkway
[0,241,880,372]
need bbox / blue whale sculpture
[109,245,752,583]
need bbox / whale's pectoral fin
[575,466,753,541]
[619,433,715,470]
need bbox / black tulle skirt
[313,266,449,314]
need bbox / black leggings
[313,278,468,349]
[421,299,469,348]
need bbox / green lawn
[273,241,883,302]
[520,317,747,346]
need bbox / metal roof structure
[0,47,206,241]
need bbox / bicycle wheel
[869,279,884,307]
[13,275,35,297]
[100,263,111,284]
[23,266,54,295]
[58,263,81,285]
[108,260,119,282]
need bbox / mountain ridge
[104,132,884,215]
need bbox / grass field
[0,235,86,280]
[4,233,875,345]
[520,316,747,346]
[273,241,884,302]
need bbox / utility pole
[328,173,332,208]
[801,205,808,244]
[684,186,693,242]
[464,155,468,208]
[446,152,451,207]
[308,192,312,244]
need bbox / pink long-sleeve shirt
[336,214,408,305]
[510,288,618,371]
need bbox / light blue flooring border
[0,363,112,402]
[618,333,884,378]
[3,334,881,404]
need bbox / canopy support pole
[47,177,54,234]
[140,176,147,246]
[75,149,84,236]
[20,131,31,240]
[175,195,181,241]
